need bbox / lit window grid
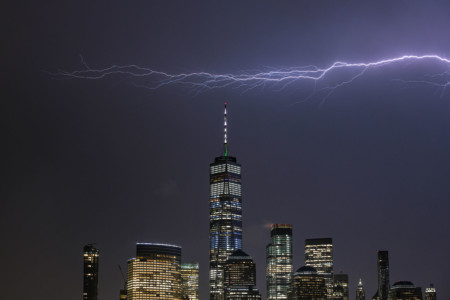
[181,264,199,300]
[127,255,181,300]
[266,234,292,300]
[290,274,327,300]
[304,242,333,298]
[210,160,243,299]
[210,163,241,175]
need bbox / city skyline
[80,105,440,300]
[3,1,450,299]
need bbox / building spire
[224,102,228,156]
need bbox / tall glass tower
[377,251,390,300]
[83,244,99,300]
[209,103,243,300]
[266,224,293,300]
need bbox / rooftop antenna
[224,102,228,157]
[118,265,127,290]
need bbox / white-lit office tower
[181,262,199,300]
[127,243,182,300]
[210,103,243,300]
[305,238,333,298]
[425,284,436,300]
[266,224,293,300]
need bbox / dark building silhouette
[387,281,422,300]
[305,238,333,298]
[210,103,243,300]
[224,250,261,300]
[356,278,366,300]
[127,243,182,300]
[119,289,127,300]
[266,224,293,300]
[425,284,436,300]
[83,244,99,300]
[376,251,390,300]
[333,273,349,300]
[288,266,327,300]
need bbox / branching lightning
[48,55,450,98]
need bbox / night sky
[3,1,450,299]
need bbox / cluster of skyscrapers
[82,104,438,300]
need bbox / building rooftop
[392,281,416,288]
[295,266,318,275]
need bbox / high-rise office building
[181,262,199,300]
[127,243,182,300]
[224,249,261,300]
[289,266,327,300]
[210,103,243,300]
[83,244,99,300]
[305,238,333,298]
[266,224,293,300]
[387,281,422,300]
[425,284,436,300]
[333,273,349,300]
[356,278,366,300]
[377,251,390,300]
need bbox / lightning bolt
[48,55,450,98]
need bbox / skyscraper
[127,243,182,300]
[83,244,99,300]
[181,262,199,300]
[425,284,436,300]
[387,281,422,300]
[224,249,261,300]
[266,224,293,300]
[210,103,243,300]
[288,266,327,300]
[333,273,349,300]
[356,278,366,300]
[304,238,333,298]
[377,251,390,300]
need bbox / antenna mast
[224,102,228,156]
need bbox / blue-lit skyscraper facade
[209,104,243,300]
[266,224,293,300]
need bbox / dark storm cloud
[2,1,450,299]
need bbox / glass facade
[387,281,422,300]
[377,251,390,300]
[356,278,366,300]
[83,244,99,300]
[289,266,327,300]
[224,250,261,300]
[209,109,243,300]
[304,238,333,298]
[127,243,182,300]
[266,224,293,300]
[181,262,199,300]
